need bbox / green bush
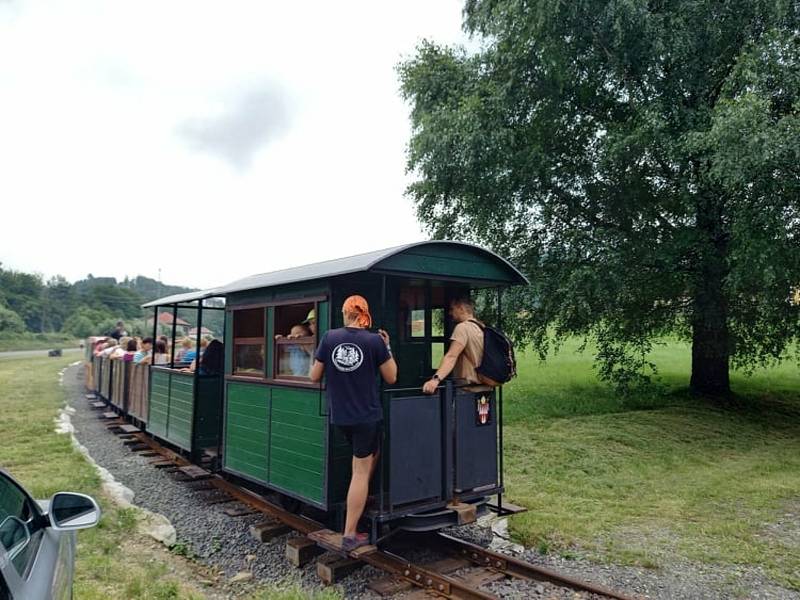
[0,305,26,334]
[62,307,115,338]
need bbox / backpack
[468,319,517,386]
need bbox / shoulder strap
[461,320,485,368]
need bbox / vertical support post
[379,274,387,513]
[196,300,204,372]
[217,299,226,465]
[496,287,504,506]
[170,305,178,369]
[193,300,204,460]
[443,379,455,502]
[152,306,158,351]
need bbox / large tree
[399,0,800,395]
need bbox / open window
[273,301,316,381]
[232,308,265,377]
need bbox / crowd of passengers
[91,320,223,375]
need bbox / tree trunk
[690,294,730,396]
[690,191,731,397]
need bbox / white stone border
[56,364,177,546]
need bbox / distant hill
[0,262,199,337]
[73,275,196,304]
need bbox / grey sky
[0,0,468,290]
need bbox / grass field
[1,341,798,594]
[0,356,340,599]
[503,338,800,589]
[0,334,80,352]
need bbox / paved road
[0,348,82,360]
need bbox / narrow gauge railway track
[98,418,638,600]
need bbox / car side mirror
[0,516,30,561]
[48,492,101,531]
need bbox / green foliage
[0,305,26,334]
[62,307,115,339]
[399,1,800,394]
[0,262,196,338]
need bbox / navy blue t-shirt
[314,327,391,425]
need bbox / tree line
[0,263,194,339]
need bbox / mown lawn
[0,334,80,352]
[503,338,800,588]
[0,356,340,599]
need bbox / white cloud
[0,0,468,290]
[177,81,292,169]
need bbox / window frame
[224,295,327,387]
[231,307,266,378]
[272,299,320,383]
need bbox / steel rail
[128,431,636,599]
[432,532,639,600]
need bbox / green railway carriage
[137,241,527,537]
[140,292,227,462]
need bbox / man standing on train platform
[309,295,397,551]
[422,294,492,395]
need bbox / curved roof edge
[213,240,528,296]
[141,288,223,308]
[368,240,529,286]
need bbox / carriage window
[233,308,265,376]
[432,308,445,337]
[411,309,425,338]
[431,342,445,369]
[274,302,316,380]
[399,287,426,340]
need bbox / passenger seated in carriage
[183,339,224,375]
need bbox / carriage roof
[143,240,527,308]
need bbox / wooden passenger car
[126,241,526,537]
[206,241,528,535]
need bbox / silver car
[0,469,100,600]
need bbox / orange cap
[342,295,372,328]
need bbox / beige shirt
[451,320,491,392]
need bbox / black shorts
[338,421,382,458]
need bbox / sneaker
[341,532,369,551]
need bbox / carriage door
[453,389,499,494]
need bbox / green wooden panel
[266,306,274,379]
[377,247,514,283]
[269,387,325,503]
[195,376,223,450]
[148,370,170,438]
[224,382,269,482]
[226,282,328,308]
[224,311,233,375]
[271,424,326,447]
[166,375,194,451]
[317,300,329,336]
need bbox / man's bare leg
[344,454,374,538]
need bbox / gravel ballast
[64,364,799,599]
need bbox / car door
[0,471,71,600]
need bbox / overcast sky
[0,0,469,290]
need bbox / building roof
[188,327,214,335]
[145,312,192,326]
